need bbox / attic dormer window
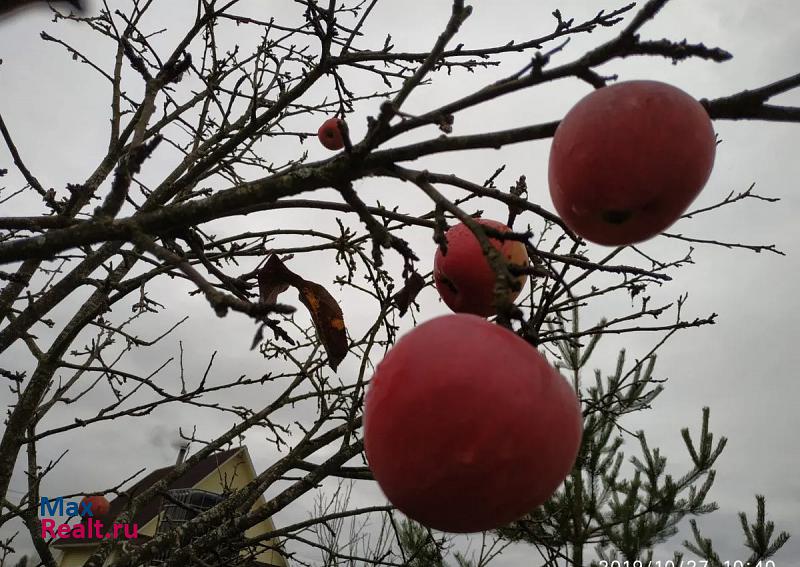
[158,489,226,527]
[151,489,228,565]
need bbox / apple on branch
[364,313,583,533]
[548,80,717,246]
[79,494,110,518]
[433,218,529,317]
[317,117,346,150]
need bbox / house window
[152,489,227,565]
[158,489,226,528]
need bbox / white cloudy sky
[1,1,799,565]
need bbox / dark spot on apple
[601,209,633,224]
[439,274,458,294]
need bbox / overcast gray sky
[1,1,799,565]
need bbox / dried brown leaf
[257,255,348,370]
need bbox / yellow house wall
[55,547,92,567]
[57,449,287,567]
[192,450,286,567]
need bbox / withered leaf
[297,281,348,370]
[392,271,426,316]
[257,255,348,370]
[258,255,299,304]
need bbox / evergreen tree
[498,310,790,564]
[398,520,476,567]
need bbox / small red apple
[80,494,110,517]
[433,219,528,317]
[317,117,345,150]
[548,80,716,246]
[364,314,583,533]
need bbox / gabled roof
[52,446,242,548]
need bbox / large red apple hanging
[433,218,529,317]
[548,80,716,246]
[364,314,583,533]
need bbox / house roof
[51,446,242,548]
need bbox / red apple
[80,494,110,517]
[548,80,716,246]
[317,117,345,150]
[433,219,529,317]
[364,314,583,533]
